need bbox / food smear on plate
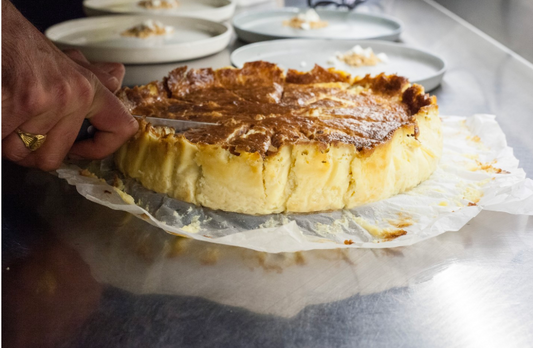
[137,0,179,9]
[328,45,389,67]
[283,9,328,30]
[121,19,174,39]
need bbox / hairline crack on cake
[115,61,442,215]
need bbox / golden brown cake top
[117,61,436,156]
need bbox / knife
[76,116,218,142]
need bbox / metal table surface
[3,0,533,347]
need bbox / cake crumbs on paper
[466,135,481,143]
[463,186,483,204]
[314,216,351,239]
[258,215,291,229]
[259,217,279,229]
[79,168,99,179]
[387,212,415,229]
[181,215,202,233]
[109,176,136,204]
[351,216,407,241]
[469,160,510,174]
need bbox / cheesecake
[115,61,442,215]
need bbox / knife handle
[76,119,95,142]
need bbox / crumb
[182,215,202,233]
[344,239,354,245]
[469,160,509,174]
[79,168,98,179]
[466,135,481,143]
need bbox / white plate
[83,0,236,22]
[45,15,232,64]
[231,39,446,91]
[232,8,402,43]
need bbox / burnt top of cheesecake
[117,61,436,156]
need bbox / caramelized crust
[117,62,435,157]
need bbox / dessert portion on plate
[137,0,179,9]
[115,61,442,215]
[283,9,328,30]
[120,19,174,38]
[329,45,389,67]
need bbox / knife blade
[131,115,218,132]
[76,116,217,142]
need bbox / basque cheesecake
[115,61,442,215]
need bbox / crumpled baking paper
[57,114,533,253]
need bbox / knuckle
[75,74,95,108]
[18,85,48,117]
[52,80,73,110]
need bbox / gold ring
[16,129,47,152]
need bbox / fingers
[2,110,84,171]
[93,62,125,90]
[69,81,138,160]
[62,49,90,64]
[63,49,125,92]
[3,71,136,170]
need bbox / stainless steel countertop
[3,0,533,347]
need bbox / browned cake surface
[117,61,435,157]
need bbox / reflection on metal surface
[30,169,530,323]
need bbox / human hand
[62,49,125,93]
[1,1,138,171]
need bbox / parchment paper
[57,114,533,253]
